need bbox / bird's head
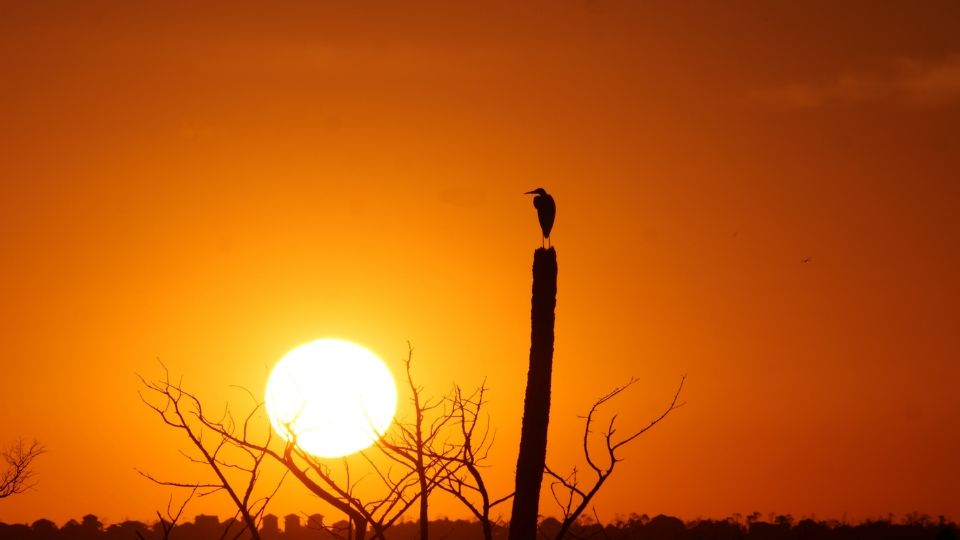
[524,188,548,196]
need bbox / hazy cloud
[752,55,960,108]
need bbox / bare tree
[375,345,458,540]
[139,365,286,540]
[222,411,427,540]
[434,382,512,540]
[0,438,44,499]
[545,376,686,540]
[141,363,425,540]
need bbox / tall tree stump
[509,247,558,540]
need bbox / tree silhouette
[545,376,685,540]
[3,512,958,540]
[433,382,513,540]
[375,345,458,540]
[0,438,44,499]
[139,365,286,540]
[140,352,459,540]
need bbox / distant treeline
[0,513,956,540]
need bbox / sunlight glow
[264,339,398,458]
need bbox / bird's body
[524,188,556,247]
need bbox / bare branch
[138,365,284,540]
[548,375,686,540]
[0,438,45,499]
[427,381,512,540]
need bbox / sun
[264,339,398,458]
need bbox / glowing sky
[1,0,958,526]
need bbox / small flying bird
[801,257,813,263]
[524,187,556,248]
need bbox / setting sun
[264,339,398,458]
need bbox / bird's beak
[524,190,536,194]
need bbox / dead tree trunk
[509,247,558,540]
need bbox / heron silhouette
[524,188,555,248]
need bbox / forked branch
[432,382,512,540]
[545,375,686,540]
[0,438,45,499]
[138,364,285,540]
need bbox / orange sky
[1,0,959,527]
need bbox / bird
[524,188,556,248]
